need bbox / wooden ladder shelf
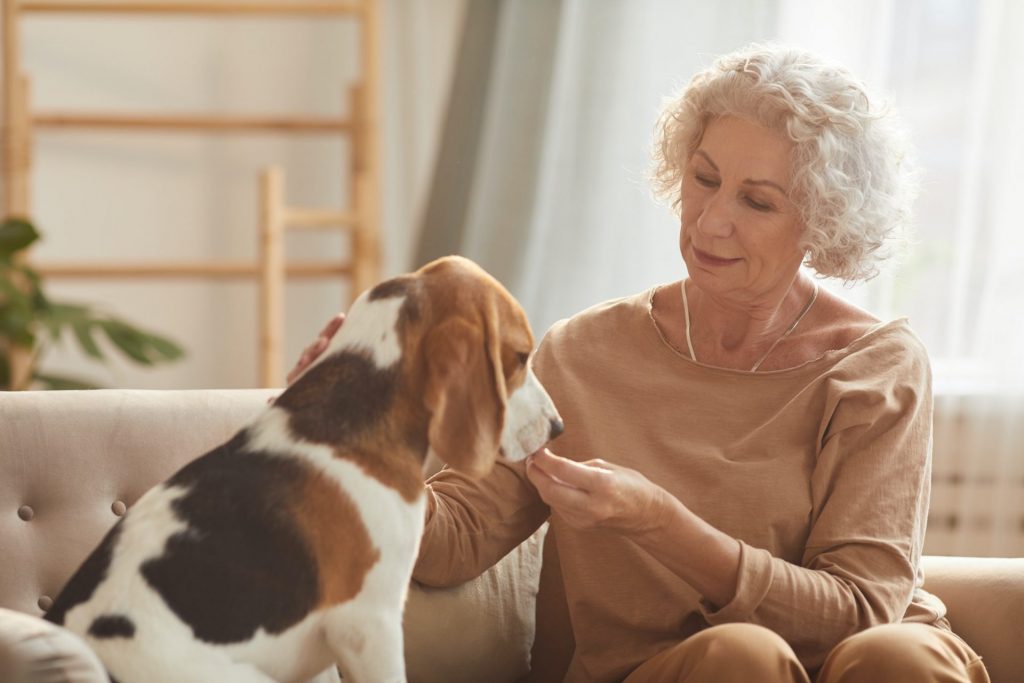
[1,0,381,387]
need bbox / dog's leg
[325,608,407,683]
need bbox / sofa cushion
[0,389,277,615]
[922,555,1024,683]
[405,525,547,683]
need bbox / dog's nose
[548,417,564,440]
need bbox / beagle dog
[45,255,563,683]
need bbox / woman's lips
[693,246,742,267]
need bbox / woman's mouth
[693,246,742,267]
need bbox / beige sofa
[0,389,1021,683]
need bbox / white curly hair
[652,43,918,283]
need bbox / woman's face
[679,115,806,302]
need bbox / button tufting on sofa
[111,500,127,516]
[16,505,33,521]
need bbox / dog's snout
[548,417,564,441]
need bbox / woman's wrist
[630,493,741,608]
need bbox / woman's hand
[527,448,741,607]
[525,448,673,536]
[286,313,345,385]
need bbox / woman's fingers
[526,454,592,509]
[526,449,668,534]
[528,448,611,490]
[320,313,345,339]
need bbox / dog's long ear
[423,316,507,478]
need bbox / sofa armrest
[921,555,1024,683]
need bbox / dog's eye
[516,352,530,367]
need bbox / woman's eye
[695,175,719,188]
[745,196,773,212]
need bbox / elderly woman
[292,44,988,682]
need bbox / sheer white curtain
[778,0,1024,556]
[425,0,1023,555]
[778,0,1024,393]
[452,0,777,334]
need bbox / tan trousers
[623,623,990,683]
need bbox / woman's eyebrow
[693,149,788,195]
[745,178,789,195]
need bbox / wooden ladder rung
[35,261,351,278]
[19,1,362,16]
[284,208,357,229]
[33,112,352,133]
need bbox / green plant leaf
[23,268,50,311]
[96,317,184,365]
[0,299,36,347]
[0,270,34,309]
[43,302,92,327]
[0,218,186,388]
[142,332,185,361]
[96,319,153,365]
[0,218,40,261]
[37,302,91,344]
[71,319,104,360]
[32,372,100,390]
[37,304,184,367]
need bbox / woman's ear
[423,316,507,478]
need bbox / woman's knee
[817,623,986,683]
[691,623,791,659]
[665,624,806,682]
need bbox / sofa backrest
[0,389,275,615]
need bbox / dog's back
[46,424,350,682]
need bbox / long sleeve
[697,337,935,669]
[413,458,550,587]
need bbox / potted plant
[0,217,184,390]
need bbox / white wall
[3,0,465,389]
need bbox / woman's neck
[684,274,815,367]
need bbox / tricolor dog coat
[45,256,564,683]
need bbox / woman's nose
[696,193,734,237]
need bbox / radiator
[925,394,1024,557]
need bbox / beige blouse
[414,288,947,682]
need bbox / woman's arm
[415,460,551,586]
[526,450,741,607]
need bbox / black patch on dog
[141,433,320,644]
[44,522,124,626]
[274,352,398,445]
[88,614,135,639]
[368,277,409,301]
